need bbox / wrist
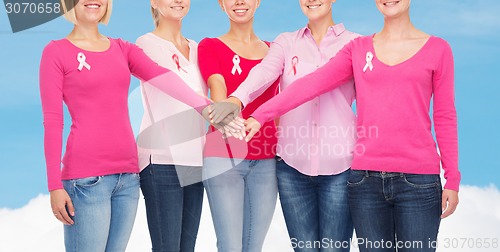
[227,96,242,110]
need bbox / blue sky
[0,0,499,208]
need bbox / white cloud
[1,185,499,252]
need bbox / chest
[62,48,131,95]
[352,43,436,100]
[373,38,429,66]
[281,37,349,87]
[215,51,262,92]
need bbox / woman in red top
[197,0,279,251]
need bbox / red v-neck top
[198,38,279,160]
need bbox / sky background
[0,1,499,251]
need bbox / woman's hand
[203,100,241,124]
[441,189,459,219]
[202,101,245,139]
[219,117,246,140]
[50,189,75,225]
[244,117,262,142]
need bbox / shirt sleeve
[121,39,211,112]
[231,35,286,107]
[251,41,355,125]
[432,40,460,191]
[198,38,222,83]
[39,41,64,191]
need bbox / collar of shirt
[298,23,346,39]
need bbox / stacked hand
[243,117,261,142]
[202,98,263,142]
[202,100,246,140]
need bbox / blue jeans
[140,163,204,252]
[203,157,278,252]
[348,170,442,252]
[276,158,353,252]
[62,173,140,252]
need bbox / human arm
[432,40,460,217]
[198,39,244,138]
[432,40,460,191]
[248,41,355,130]
[39,42,74,224]
[231,36,286,106]
[123,39,211,112]
[209,36,286,124]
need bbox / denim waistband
[355,170,404,178]
[354,170,441,179]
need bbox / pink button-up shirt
[232,24,360,176]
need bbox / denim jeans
[62,173,140,252]
[348,170,442,252]
[140,163,204,252]
[276,158,353,252]
[203,157,278,252]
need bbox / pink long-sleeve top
[251,35,460,191]
[231,24,359,176]
[40,38,210,191]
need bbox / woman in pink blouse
[240,0,459,251]
[39,0,210,250]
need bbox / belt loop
[364,170,369,177]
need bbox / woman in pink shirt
[39,0,210,251]
[210,0,359,250]
[240,0,460,251]
[197,0,279,250]
[135,0,206,251]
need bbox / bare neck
[68,23,104,41]
[153,19,185,45]
[378,14,420,40]
[307,16,336,45]
[223,19,259,43]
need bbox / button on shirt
[232,24,360,176]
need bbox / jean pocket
[347,170,366,186]
[403,174,440,188]
[74,176,103,187]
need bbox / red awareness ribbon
[289,56,299,75]
[172,54,188,73]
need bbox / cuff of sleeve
[195,101,211,114]
[48,181,64,192]
[230,93,249,109]
[250,113,268,126]
[443,170,461,192]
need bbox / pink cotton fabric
[40,38,210,191]
[251,35,460,191]
[232,23,360,176]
